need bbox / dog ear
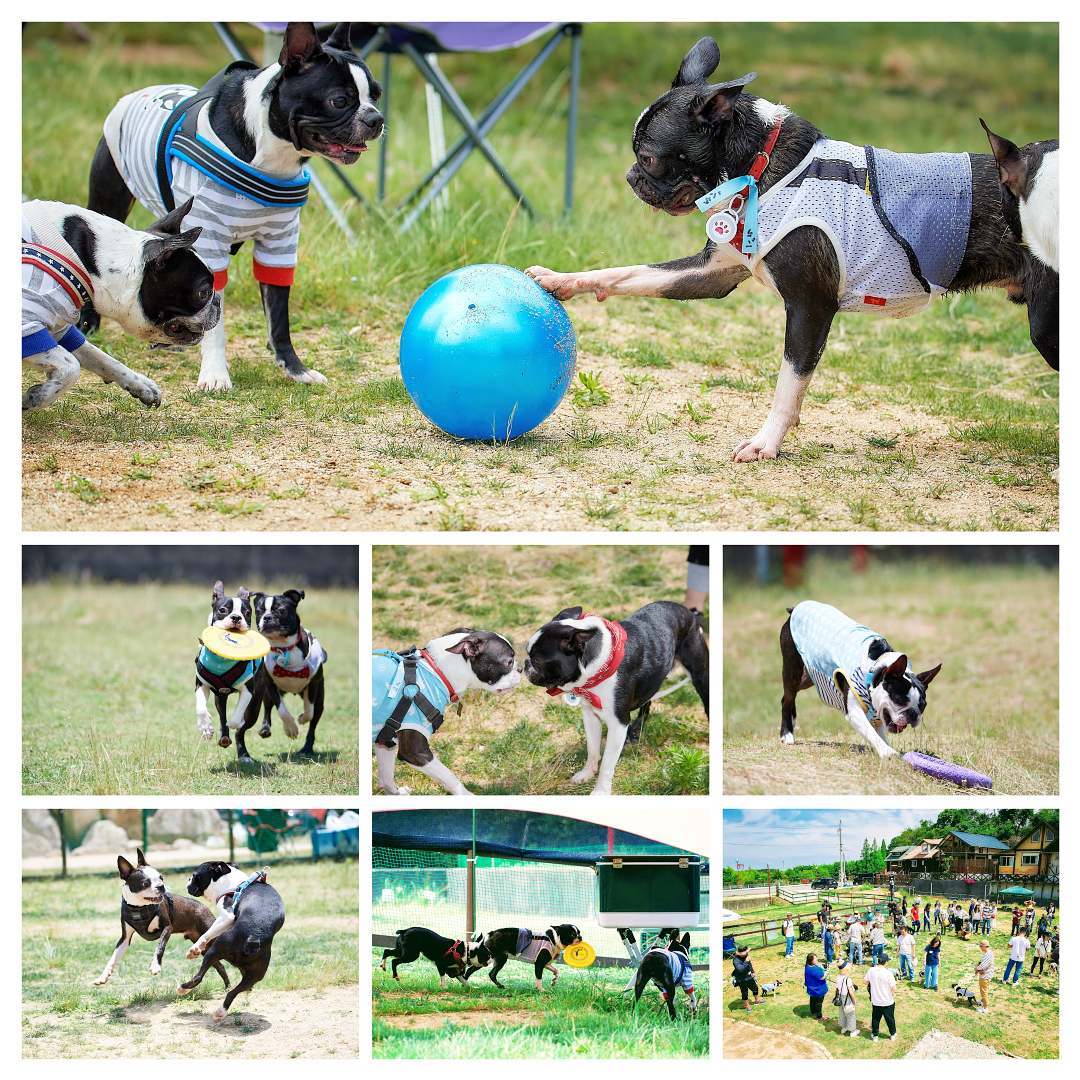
[673,37,720,88]
[237,586,250,600]
[324,22,353,51]
[283,589,305,605]
[916,662,943,687]
[447,634,484,660]
[681,932,691,947]
[212,580,225,604]
[885,654,909,679]
[117,856,135,880]
[136,847,147,867]
[554,606,584,622]
[691,73,757,125]
[563,627,599,655]
[980,119,1027,196]
[143,229,202,269]
[147,196,196,236]
[280,22,323,72]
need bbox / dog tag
[706,209,739,245]
[565,692,581,707]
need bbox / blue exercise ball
[400,263,577,441]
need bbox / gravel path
[905,1030,1001,1059]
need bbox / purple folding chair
[214,22,582,234]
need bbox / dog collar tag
[706,210,739,245]
[564,692,581,707]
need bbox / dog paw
[589,786,612,797]
[176,984,192,996]
[196,371,233,393]
[238,753,254,765]
[258,725,272,738]
[186,945,203,960]
[93,974,110,986]
[285,366,328,385]
[525,265,586,301]
[283,716,299,739]
[394,785,412,796]
[197,718,214,740]
[212,1007,228,1023]
[570,769,596,785]
[732,430,782,462]
[780,732,795,745]
[149,962,161,976]
[218,735,231,748]
[125,373,163,408]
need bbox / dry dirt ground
[724,1019,832,1058]
[380,1008,540,1030]
[22,286,1057,532]
[905,1030,1002,1059]
[22,984,358,1059]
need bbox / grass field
[21,22,1058,532]
[723,555,1058,795]
[22,856,359,1058]
[373,949,709,1058]
[721,911,1059,1058]
[372,544,709,794]
[22,582,359,795]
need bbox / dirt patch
[22,984,358,1059]
[724,1018,831,1059]
[905,1029,1001,1059]
[380,1008,539,1030]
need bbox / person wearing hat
[834,958,859,1036]
[975,938,995,1013]
[731,945,760,1010]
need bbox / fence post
[52,810,67,878]
[227,810,235,865]
[466,808,477,938]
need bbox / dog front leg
[94,923,135,985]
[843,691,897,759]
[196,295,230,392]
[592,714,632,796]
[71,339,161,407]
[374,743,407,794]
[261,283,327,384]
[187,909,235,959]
[195,683,214,740]
[416,756,471,796]
[150,925,172,975]
[571,706,603,785]
[22,345,81,411]
[278,695,299,739]
[226,685,253,731]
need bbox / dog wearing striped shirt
[82,22,383,393]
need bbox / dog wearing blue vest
[780,601,942,758]
[196,581,263,764]
[83,22,383,393]
[633,931,698,1020]
[373,629,520,795]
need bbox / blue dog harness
[371,648,457,746]
[196,645,261,695]
[222,868,268,913]
[789,600,914,719]
[646,947,695,993]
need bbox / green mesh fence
[372,846,710,963]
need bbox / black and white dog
[195,581,262,764]
[524,602,708,795]
[373,630,521,795]
[633,932,698,1020]
[248,589,327,756]
[83,22,383,392]
[380,926,492,988]
[527,37,1058,461]
[953,982,980,1006]
[182,861,285,1022]
[22,198,217,410]
[93,848,228,989]
[780,600,941,758]
[482,924,583,991]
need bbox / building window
[1021,854,1039,867]
[1000,856,1014,868]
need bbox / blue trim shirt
[22,205,89,359]
[371,650,452,744]
[651,948,694,992]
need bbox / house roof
[946,829,1011,851]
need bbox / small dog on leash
[381,926,492,988]
[953,983,980,1006]
[93,848,229,989]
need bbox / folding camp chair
[213,22,582,236]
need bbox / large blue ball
[400,264,576,441]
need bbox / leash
[546,616,627,710]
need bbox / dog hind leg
[22,347,80,411]
[299,678,324,754]
[150,925,171,975]
[676,621,710,715]
[780,617,809,744]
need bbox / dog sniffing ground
[21,23,1057,532]
[371,544,709,795]
[723,557,1058,795]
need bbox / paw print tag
[706,208,739,245]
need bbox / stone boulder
[22,810,61,857]
[147,809,225,844]
[78,819,131,853]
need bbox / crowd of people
[729,893,1059,1042]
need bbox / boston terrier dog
[83,22,383,392]
[182,861,285,1023]
[524,601,709,795]
[93,848,229,989]
[372,630,521,795]
[526,36,1058,461]
[781,600,942,759]
[22,198,218,410]
[954,982,980,1006]
[380,926,492,989]
[195,581,262,764]
[633,932,698,1020]
[248,589,327,756]
[482,924,583,992]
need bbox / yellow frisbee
[200,625,270,661]
[563,942,597,968]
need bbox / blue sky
[723,809,936,869]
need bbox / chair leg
[378,51,391,203]
[565,25,583,214]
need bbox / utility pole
[838,819,849,888]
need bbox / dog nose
[362,108,384,136]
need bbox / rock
[78,819,131,853]
[22,810,61,857]
[147,809,225,843]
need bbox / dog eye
[330,95,349,109]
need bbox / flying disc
[200,625,270,662]
[563,942,597,968]
[903,751,992,790]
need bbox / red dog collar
[749,117,783,182]
[546,615,627,710]
[422,649,459,704]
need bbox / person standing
[1011,906,1022,936]
[922,904,931,932]
[934,901,944,930]
[804,953,829,1021]
[823,922,836,965]
[975,939,995,1013]
[1031,932,1050,976]
[870,920,886,964]
[834,959,859,1037]
[731,945,761,1009]
[848,917,864,965]
[897,926,916,981]
[1004,927,1030,983]
[783,915,796,959]
[865,954,898,1041]
[923,935,942,990]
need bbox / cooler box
[594,855,703,927]
[312,825,360,860]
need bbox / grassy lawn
[22,582,359,795]
[723,555,1058,795]
[372,544,709,794]
[21,22,1057,532]
[721,912,1059,1058]
[23,857,359,1058]
[373,949,709,1058]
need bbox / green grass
[23,858,358,1057]
[22,582,359,795]
[723,912,1058,1058]
[723,554,1058,795]
[21,22,1058,531]
[373,950,709,1058]
[372,544,708,794]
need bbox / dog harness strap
[196,652,256,693]
[546,615,628,710]
[374,650,450,746]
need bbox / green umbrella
[999,885,1036,897]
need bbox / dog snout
[359,107,384,138]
